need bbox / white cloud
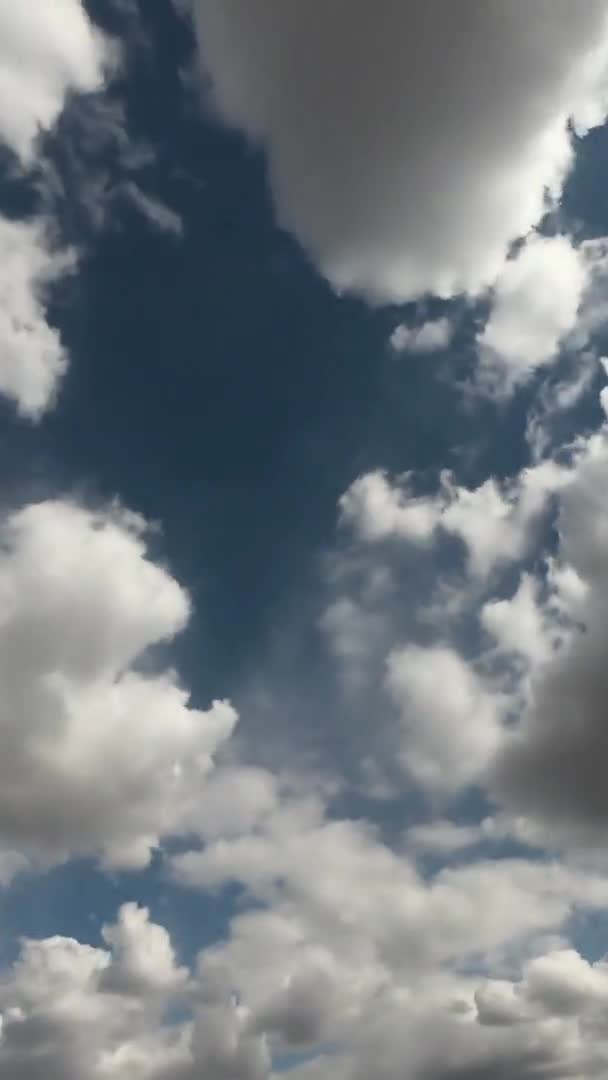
[481,573,557,668]
[99,903,188,997]
[3,847,608,1079]
[0,902,270,1080]
[340,459,567,579]
[0,0,113,164]
[385,645,502,792]
[390,317,453,354]
[439,463,567,578]
[0,216,74,419]
[0,497,236,867]
[339,471,442,546]
[168,781,608,1080]
[475,948,608,1030]
[477,233,590,388]
[338,384,608,845]
[174,788,608,985]
[192,1,608,303]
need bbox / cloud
[406,820,487,856]
[3,846,608,1079]
[477,233,590,390]
[390,317,453,354]
[0,0,113,165]
[0,849,29,887]
[319,597,387,688]
[385,645,502,792]
[525,351,598,462]
[173,788,608,982]
[340,460,567,579]
[339,471,441,546]
[192,1,608,302]
[170,784,608,1080]
[0,902,270,1080]
[491,422,608,839]
[475,947,608,1030]
[116,181,185,237]
[0,497,236,867]
[481,573,557,668]
[0,216,74,419]
[99,903,188,997]
[337,377,608,845]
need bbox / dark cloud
[192,0,608,302]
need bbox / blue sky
[3,3,608,1078]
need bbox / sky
[5,1,608,1077]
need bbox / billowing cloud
[340,459,567,579]
[192,1,608,302]
[481,573,557,667]
[0,497,236,867]
[173,789,608,983]
[0,0,112,164]
[0,902,270,1080]
[477,233,590,389]
[7,890,608,1080]
[385,645,501,791]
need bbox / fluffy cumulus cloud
[0,0,112,164]
[390,317,453,354]
[192,1,608,302]
[0,902,271,1080]
[385,645,501,791]
[477,233,590,388]
[5,786,596,1080]
[5,437,608,1076]
[5,841,608,1078]
[340,459,567,579]
[337,367,608,847]
[0,497,236,868]
[173,791,608,982]
[0,216,73,418]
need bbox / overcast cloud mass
[3,2,608,1079]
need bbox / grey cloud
[192,1,608,302]
[491,430,608,837]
